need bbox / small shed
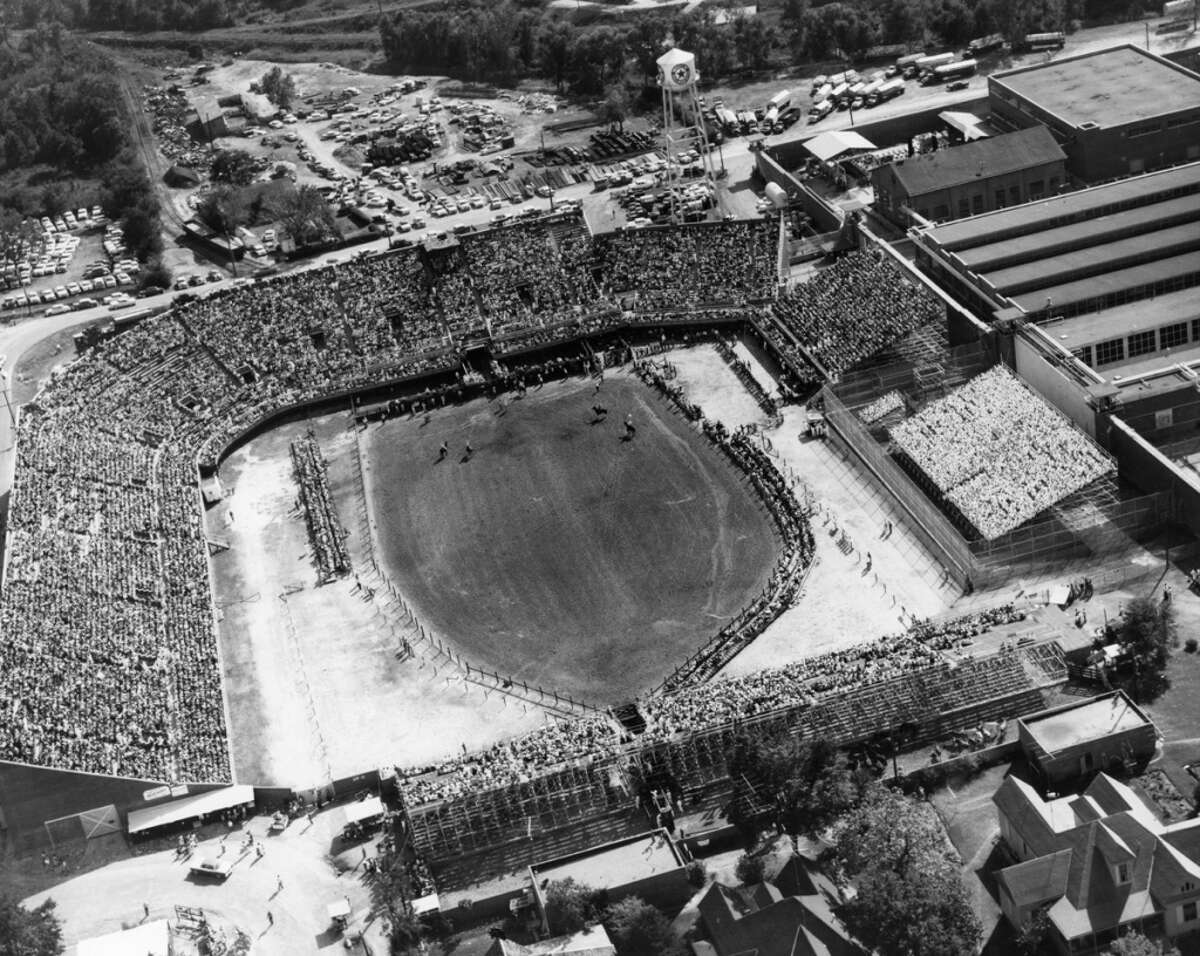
[164,165,203,188]
[1018,691,1158,790]
[803,130,876,164]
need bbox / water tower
[656,47,723,223]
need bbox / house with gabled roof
[993,772,1200,953]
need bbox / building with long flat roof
[871,125,1066,226]
[989,44,1200,182]
[913,162,1200,378]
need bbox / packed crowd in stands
[0,214,986,783]
[594,220,778,311]
[889,366,1114,540]
[393,603,1027,807]
[290,433,351,581]
[771,248,942,376]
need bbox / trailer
[915,52,957,74]
[829,83,851,107]
[812,83,833,104]
[871,77,906,105]
[717,107,739,135]
[860,79,884,106]
[1023,31,1066,51]
[810,74,828,95]
[767,89,792,113]
[968,34,1006,55]
[896,52,926,71]
[808,99,833,123]
[931,58,978,83]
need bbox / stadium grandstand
[0,212,955,787]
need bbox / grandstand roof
[888,127,1064,197]
[924,162,1200,250]
[990,44,1200,130]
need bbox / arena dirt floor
[208,340,954,789]
[360,371,780,703]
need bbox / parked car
[45,303,72,316]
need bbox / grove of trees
[832,785,982,956]
[0,892,64,956]
[379,0,1081,96]
[0,32,163,262]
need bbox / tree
[833,784,951,879]
[839,865,982,956]
[0,893,64,956]
[195,185,251,239]
[1107,929,1180,956]
[543,878,595,936]
[734,852,765,886]
[536,20,574,91]
[602,84,629,132]
[604,896,686,956]
[257,66,297,110]
[1118,595,1175,703]
[275,185,340,248]
[210,149,258,186]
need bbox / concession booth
[126,784,255,838]
[336,794,386,841]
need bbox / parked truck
[870,77,907,106]
[914,52,957,77]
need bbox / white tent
[78,920,170,956]
[338,795,384,827]
[126,784,254,835]
[803,130,876,163]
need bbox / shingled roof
[888,126,1065,197]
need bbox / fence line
[346,410,606,720]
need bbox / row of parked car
[1,258,141,313]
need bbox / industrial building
[912,161,1200,349]
[988,45,1200,182]
[871,125,1066,227]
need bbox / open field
[362,372,781,702]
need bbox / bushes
[735,852,765,886]
[1185,638,1197,654]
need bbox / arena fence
[43,804,120,848]
[820,385,977,589]
[405,644,1063,866]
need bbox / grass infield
[363,373,781,702]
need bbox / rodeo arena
[5,50,1200,950]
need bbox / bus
[932,59,978,83]
[1024,31,1066,51]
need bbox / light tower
[656,47,723,223]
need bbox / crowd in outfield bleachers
[889,366,1114,540]
[772,248,941,375]
[0,212,1070,787]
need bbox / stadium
[0,208,1126,905]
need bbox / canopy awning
[939,110,990,141]
[79,920,170,956]
[804,130,876,163]
[127,784,254,835]
[339,795,384,826]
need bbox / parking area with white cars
[0,208,153,317]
